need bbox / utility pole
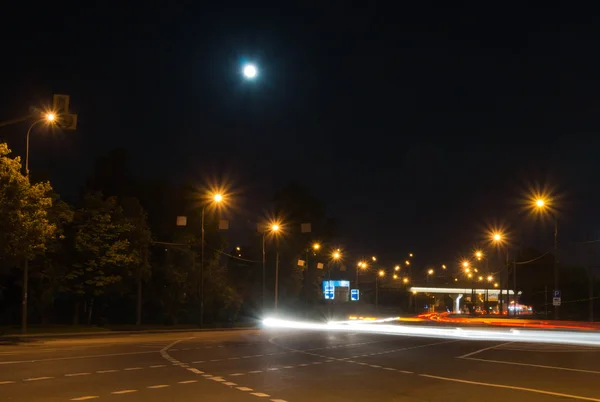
[544,286,548,318]
[375,275,379,311]
[262,232,266,311]
[274,251,280,311]
[513,259,517,317]
[554,218,559,319]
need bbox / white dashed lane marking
[178,380,198,384]
[24,376,54,381]
[111,390,137,395]
[0,381,15,385]
[124,367,143,371]
[160,338,290,402]
[65,373,91,377]
[147,384,169,389]
[237,387,253,391]
[70,397,99,401]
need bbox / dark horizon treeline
[0,146,338,327]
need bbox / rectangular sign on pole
[553,297,561,306]
[351,289,359,301]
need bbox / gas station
[409,286,523,314]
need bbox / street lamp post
[534,198,559,319]
[21,113,56,334]
[200,193,223,327]
[25,113,56,176]
[263,223,280,311]
[376,270,384,310]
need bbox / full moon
[243,64,258,79]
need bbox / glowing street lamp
[403,277,409,284]
[313,243,321,251]
[405,260,410,266]
[475,250,483,260]
[393,274,398,280]
[332,250,341,260]
[442,264,447,269]
[462,260,470,269]
[394,265,400,271]
[487,275,493,282]
[372,256,377,262]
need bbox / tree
[68,192,134,324]
[121,196,151,325]
[0,143,56,331]
[34,195,74,324]
[0,143,56,262]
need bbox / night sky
[2,3,600,270]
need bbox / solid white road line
[461,356,600,374]
[458,342,514,359]
[420,374,600,401]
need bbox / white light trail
[262,318,600,347]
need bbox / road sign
[553,290,561,298]
[553,297,561,306]
[351,289,359,301]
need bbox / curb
[0,326,259,340]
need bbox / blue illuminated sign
[351,289,359,301]
[322,280,350,300]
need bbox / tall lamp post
[534,198,559,319]
[356,261,367,287]
[262,222,280,311]
[375,270,385,310]
[21,112,56,334]
[490,231,508,314]
[201,193,224,327]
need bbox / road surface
[1,328,600,401]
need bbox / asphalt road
[1,328,600,401]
